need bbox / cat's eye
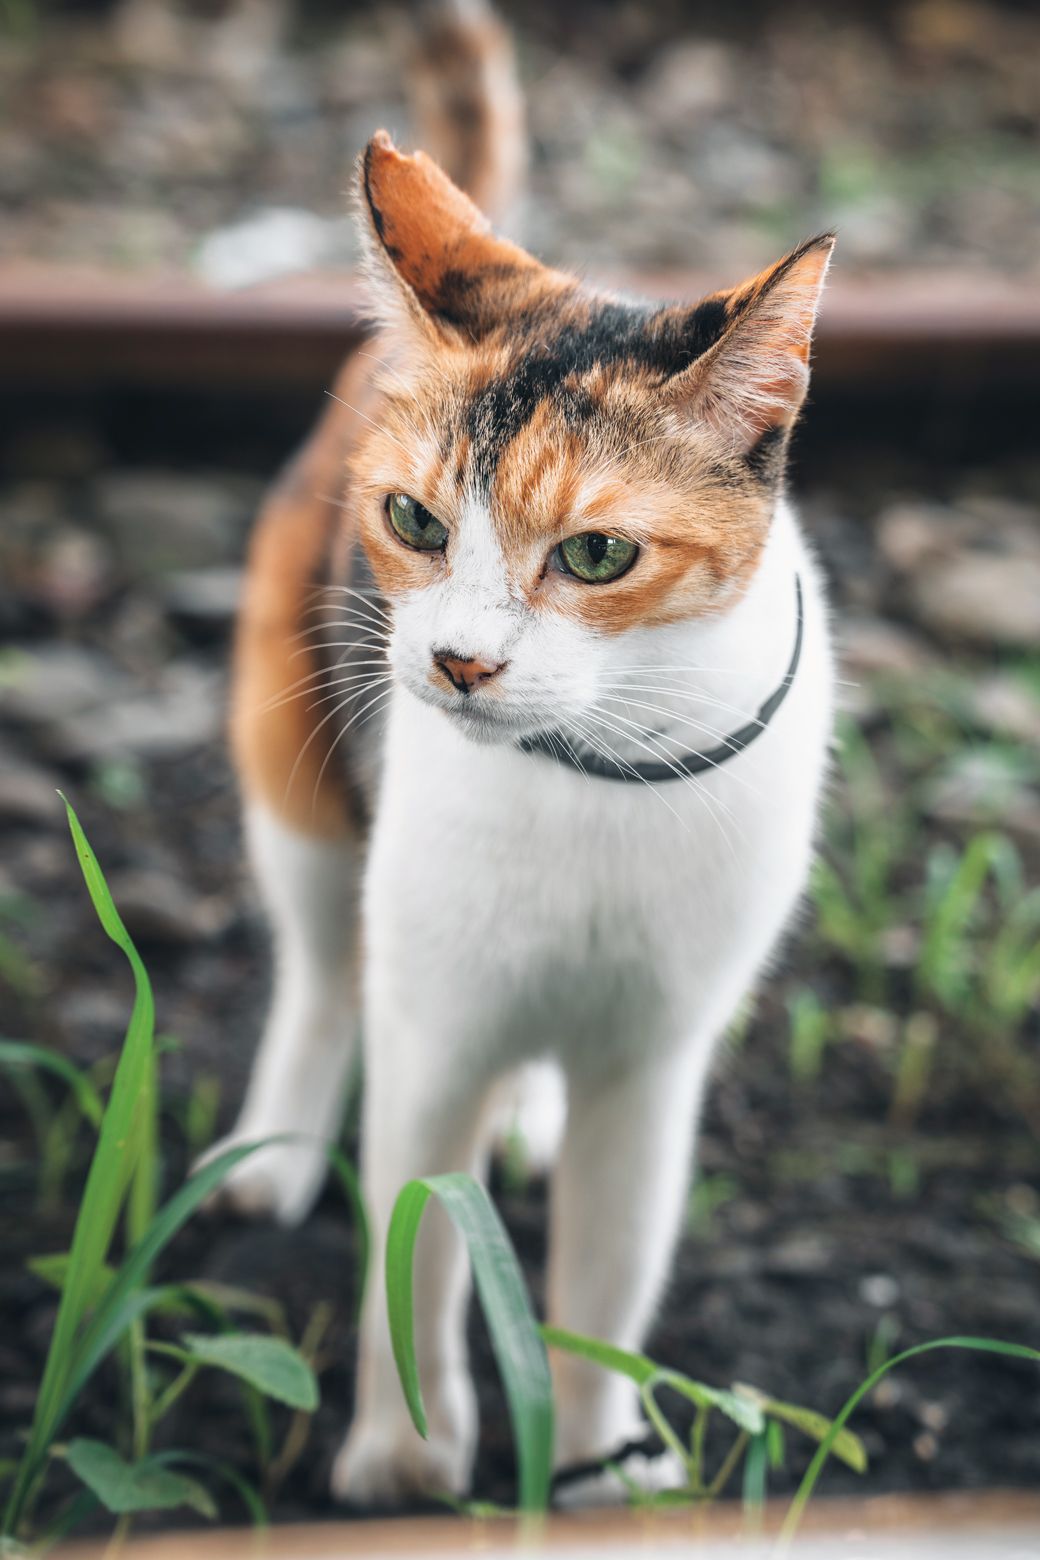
[557,531,639,584]
[385,493,448,552]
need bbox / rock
[0,645,129,726]
[859,1273,900,1308]
[639,41,735,123]
[0,746,64,823]
[925,750,1040,838]
[32,526,114,620]
[969,674,1040,745]
[194,208,346,290]
[163,566,242,619]
[875,502,973,572]
[45,661,224,761]
[92,472,254,574]
[839,617,937,678]
[910,553,1040,649]
[105,868,233,944]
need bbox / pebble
[45,661,224,761]
[0,750,63,824]
[859,1273,901,1308]
[92,472,254,574]
[163,566,243,626]
[106,868,234,944]
[910,553,1040,649]
[0,645,129,725]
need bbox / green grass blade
[385,1173,553,1512]
[59,1143,273,1426]
[539,1325,657,1387]
[147,1452,266,1528]
[779,1337,1040,1548]
[541,1329,764,1434]
[4,799,156,1537]
[746,1389,866,1474]
[0,1041,104,1128]
[326,1144,370,1319]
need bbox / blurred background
[1,0,1039,1530]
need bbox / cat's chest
[368,704,759,971]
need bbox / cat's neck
[575,498,808,773]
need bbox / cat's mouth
[439,694,536,745]
[406,676,546,746]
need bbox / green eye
[386,493,448,552]
[558,531,639,584]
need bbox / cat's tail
[409,0,526,229]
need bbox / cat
[204,0,835,1506]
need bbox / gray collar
[519,575,804,783]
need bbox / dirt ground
[0,378,1038,1529]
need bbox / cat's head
[350,131,832,746]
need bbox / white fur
[227,492,833,1501]
[200,808,359,1225]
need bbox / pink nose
[433,651,506,694]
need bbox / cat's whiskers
[324,391,413,458]
[562,711,690,832]
[312,684,396,812]
[598,694,764,799]
[261,662,391,715]
[584,704,742,859]
[322,584,394,625]
[600,681,767,728]
[305,671,394,719]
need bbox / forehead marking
[463,294,731,487]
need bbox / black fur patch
[464,293,734,484]
[745,424,788,486]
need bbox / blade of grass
[4,798,156,1537]
[0,1041,103,1128]
[779,1337,1040,1549]
[385,1173,553,1513]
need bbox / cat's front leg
[547,1044,713,1502]
[331,1025,491,1505]
[199,806,359,1226]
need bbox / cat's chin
[443,703,529,747]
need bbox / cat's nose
[433,650,506,695]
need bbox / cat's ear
[357,131,551,339]
[667,235,835,455]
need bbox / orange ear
[359,131,544,333]
[667,235,835,452]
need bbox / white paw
[195,1132,328,1227]
[330,1412,474,1506]
[553,1447,686,1509]
[332,1368,477,1506]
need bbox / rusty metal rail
[1,263,1037,391]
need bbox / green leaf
[386,1173,553,1513]
[4,799,157,1536]
[0,1041,103,1128]
[26,1254,115,1311]
[541,1328,764,1434]
[147,1451,266,1528]
[178,1333,318,1412]
[744,1388,867,1474]
[540,1325,657,1387]
[65,1440,216,1519]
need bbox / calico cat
[206,0,835,1505]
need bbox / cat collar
[521,574,804,783]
